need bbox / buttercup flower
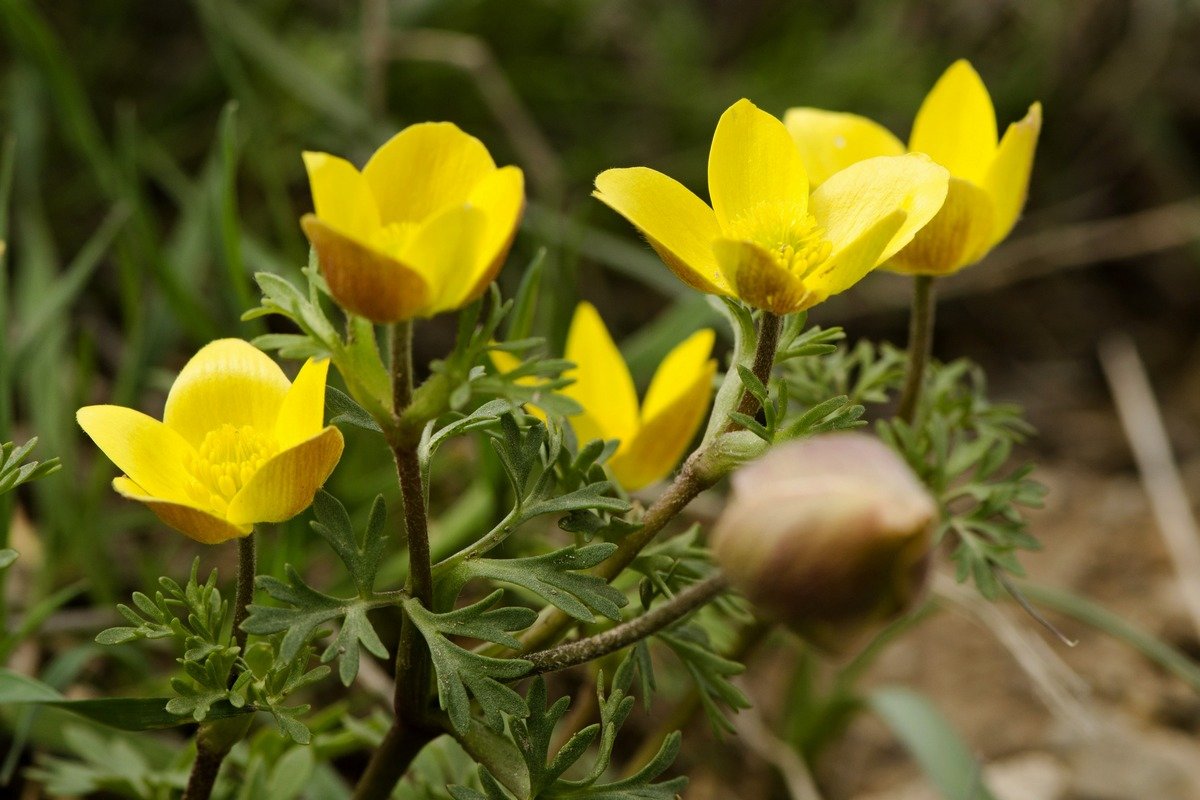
[594,99,948,315]
[77,339,344,544]
[493,303,716,491]
[712,433,936,653]
[785,60,1042,275]
[302,123,525,322]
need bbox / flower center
[729,203,832,280]
[185,424,278,514]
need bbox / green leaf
[506,247,546,341]
[658,627,750,736]
[243,567,390,686]
[0,548,16,570]
[869,687,998,800]
[454,543,627,623]
[0,668,250,730]
[405,591,535,735]
[325,385,383,433]
[0,437,61,495]
[309,490,387,597]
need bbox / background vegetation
[3,1,1200,797]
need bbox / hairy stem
[896,275,936,424]
[231,533,256,655]
[515,454,717,653]
[182,741,226,800]
[524,572,730,674]
[354,320,438,800]
[729,311,782,428]
[182,535,257,800]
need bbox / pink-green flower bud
[711,433,936,653]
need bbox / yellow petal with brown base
[113,476,249,545]
[708,99,809,232]
[405,204,488,315]
[783,108,905,187]
[908,60,998,184]
[227,426,344,526]
[712,239,813,315]
[886,178,996,275]
[363,122,496,224]
[593,167,729,295]
[301,214,431,323]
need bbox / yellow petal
[981,102,1042,247]
[908,60,998,183]
[782,108,905,186]
[456,166,526,307]
[227,426,345,526]
[809,154,949,264]
[641,329,716,422]
[403,204,488,315]
[302,214,431,323]
[708,99,809,232]
[113,476,249,545]
[610,333,716,491]
[302,151,380,241]
[713,239,813,315]
[362,122,496,225]
[275,358,330,450]
[593,167,729,295]
[804,210,907,299]
[162,339,292,448]
[77,405,196,502]
[886,177,996,275]
[563,302,639,447]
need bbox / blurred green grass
[0,0,1197,647]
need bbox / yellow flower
[593,99,948,315]
[301,123,525,323]
[77,339,345,545]
[492,303,716,491]
[785,60,1042,275]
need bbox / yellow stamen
[186,424,278,513]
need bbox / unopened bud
[711,433,936,653]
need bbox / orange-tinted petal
[713,239,813,315]
[226,426,344,526]
[113,477,249,545]
[886,178,996,275]
[302,214,431,323]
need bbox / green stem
[515,453,717,653]
[524,572,730,675]
[896,275,936,424]
[182,534,257,800]
[728,311,782,429]
[231,533,256,655]
[354,320,438,800]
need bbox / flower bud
[711,433,936,653]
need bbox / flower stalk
[896,275,936,424]
[524,571,730,675]
[731,310,782,426]
[353,320,439,800]
[182,533,258,800]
